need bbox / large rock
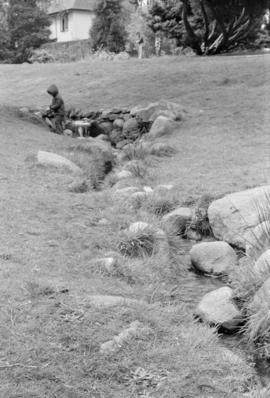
[162,207,192,235]
[208,186,270,249]
[254,249,270,275]
[195,287,242,332]
[147,116,177,139]
[130,100,186,122]
[190,241,237,276]
[37,150,82,174]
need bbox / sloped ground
[0,55,269,397]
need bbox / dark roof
[48,0,96,14]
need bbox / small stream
[178,239,270,387]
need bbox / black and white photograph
[1,0,270,396]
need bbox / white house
[47,0,96,42]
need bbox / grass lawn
[0,54,269,397]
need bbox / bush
[118,229,156,258]
[29,49,55,64]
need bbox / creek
[179,240,270,387]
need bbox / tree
[149,0,270,55]
[1,0,51,63]
[90,0,128,53]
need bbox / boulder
[130,100,186,122]
[143,186,153,193]
[245,221,270,258]
[254,249,270,275]
[190,241,237,275]
[148,116,177,139]
[195,287,242,332]
[122,118,139,140]
[162,207,192,235]
[37,150,82,174]
[208,186,270,249]
[113,118,124,130]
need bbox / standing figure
[42,84,65,135]
[136,32,144,59]
[155,32,162,57]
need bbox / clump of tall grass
[148,143,177,157]
[143,192,180,217]
[189,193,215,237]
[68,142,114,190]
[118,229,156,258]
[121,142,149,161]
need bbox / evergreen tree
[90,0,127,53]
[3,0,51,63]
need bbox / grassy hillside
[1,54,270,397]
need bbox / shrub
[118,229,156,258]
[144,192,179,217]
[29,48,55,64]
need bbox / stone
[115,170,133,180]
[68,178,88,193]
[109,129,124,145]
[143,186,153,193]
[208,185,270,249]
[129,222,150,234]
[116,139,132,149]
[162,207,192,235]
[85,295,142,308]
[190,241,237,276]
[113,118,124,130]
[195,287,242,332]
[154,184,174,193]
[63,129,73,137]
[95,257,117,273]
[98,121,113,135]
[96,134,109,142]
[130,100,186,122]
[100,321,143,354]
[122,118,139,139]
[148,116,177,139]
[185,229,202,241]
[37,150,82,174]
[113,187,139,200]
[245,221,270,258]
[254,249,270,275]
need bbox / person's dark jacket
[47,84,65,116]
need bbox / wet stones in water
[162,207,193,236]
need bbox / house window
[60,12,68,32]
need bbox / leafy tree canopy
[0,0,51,63]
